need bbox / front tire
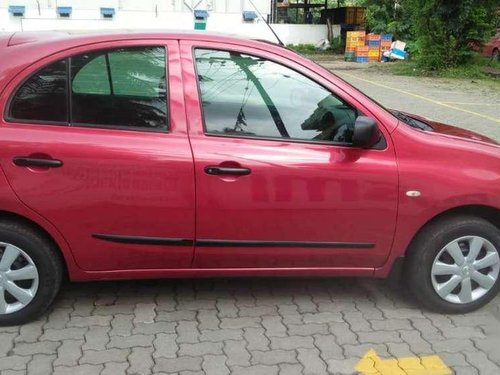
[406,216,500,314]
[0,222,63,326]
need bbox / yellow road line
[441,101,499,106]
[340,72,500,124]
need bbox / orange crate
[367,33,381,41]
[356,46,369,53]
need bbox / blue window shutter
[242,11,257,21]
[194,10,208,20]
[100,8,115,17]
[57,7,72,16]
[8,5,25,16]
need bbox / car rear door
[181,40,398,270]
[0,39,195,271]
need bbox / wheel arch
[0,210,69,279]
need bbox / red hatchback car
[0,31,499,325]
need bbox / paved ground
[0,59,499,375]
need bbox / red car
[0,31,499,325]
[483,30,500,60]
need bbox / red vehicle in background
[0,31,499,325]
[483,30,500,60]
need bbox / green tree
[407,0,498,69]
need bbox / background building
[0,0,334,44]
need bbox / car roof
[5,30,282,49]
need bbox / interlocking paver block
[202,354,230,375]
[179,342,223,357]
[153,333,178,358]
[244,328,270,351]
[314,334,344,360]
[15,320,44,343]
[0,333,17,357]
[287,323,328,336]
[154,356,203,373]
[303,311,343,324]
[297,347,328,375]
[177,321,200,343]
[133,303,156,324]
[82,326,109,351]
[109,314,134,337]
[13,341,60,356]
[224,340,251,366]
[27,354,55,375]
[198,309,220,330]
[0,355,31,371]
[261,316,287,337]
[279,363,303,375]
[40,328,87,341]
[101,362,129,375]
[200,328,242,342]
[53,364,104,375]
[128,347,154,375]
[68,315,111,327]
[239,306,277,317]
[270,336,315,350]
[251,349,297,365]
[108,334,154,349]
[357,330,402,344]
[157,310,197,322]
[220,317,261,329]
[133,322,176,335]
[54,340,84,366]
[80,348,129,364]
[231,364,279,375]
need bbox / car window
[71,47,167,130]
[195,49,359,144]
[9,59,68,123]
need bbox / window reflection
[195,49,359,144]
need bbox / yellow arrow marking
[355,349,452,375]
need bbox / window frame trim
[4,44,170,134]
[192,46,381,149]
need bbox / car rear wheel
[407,215,500,313]
[0,222,62,326]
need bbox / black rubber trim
[13,157,63,168]
[196,239,375,248]
[93,234,374,249]
[92,234,193,246]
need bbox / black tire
[0,221,63,326]
[406,215,500,314]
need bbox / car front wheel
[407,215,500,313]
[0,221,62,326]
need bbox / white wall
[0,0,333,45]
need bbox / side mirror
[352,116,377,148]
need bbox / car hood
[397,111,499,146]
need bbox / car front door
[181,41,398,269]
[0,40,195,271]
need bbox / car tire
[406,215,500,314]
[0,221,63,326]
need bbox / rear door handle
[13,157,63,168]
[204,166,251,176]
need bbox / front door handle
[13,157,63,168]
[205,166,251,176]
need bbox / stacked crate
[380,34,393,57]
[367,33,381,62]
[345,31,365,61]
[355,46,369,63]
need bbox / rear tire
[0,221,62,326]
[406,215,500,314]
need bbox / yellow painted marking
[441,101,499,106]
[340,72,500,124]
[355,349,452,375]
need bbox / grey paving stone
[128,347,154,375]
[244,327,270,351]
[220,317,261,329]
[432,339,478,354]
[270,336,315,350]
[463,350,500,374]
[231,364,279,375]
[197,309,220,330]
[251,349,297,365]
[13,341,60,356]
[54,340,84,366]
[154,356,203,373]
[279,363,303,375]
[400,330,434,355]
[176,321,200,344]
[153,333,178,359]
[202,354,230,375]
[357,330,402,344]
[80,348,129,364]
[15,320,44,343]
[27,354,55,375]
[0,333,17,357]
[287,323,329,336]
[82,326,109,351]
[327,357,361,375]
[178,342,223,357]
[261,316,287,338]
[297,347,328,375]
[101,362,129,375]
[200,328,243,342]
[239,306,277,317]
[216,299,239,318]
[108,334,154,349]
[67,315,112,327]
[133,303,156,324]
[40,328,87,341]
[0,355,31,371]
[314,335,344,360]
[303,311,343,324]
[133,322,176,335]
[369,318,413,331]
[224,340,251,366]
[328,322,358,345]
[53,364,104,375]
[156,310,197,322]
[109,314,134,337]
